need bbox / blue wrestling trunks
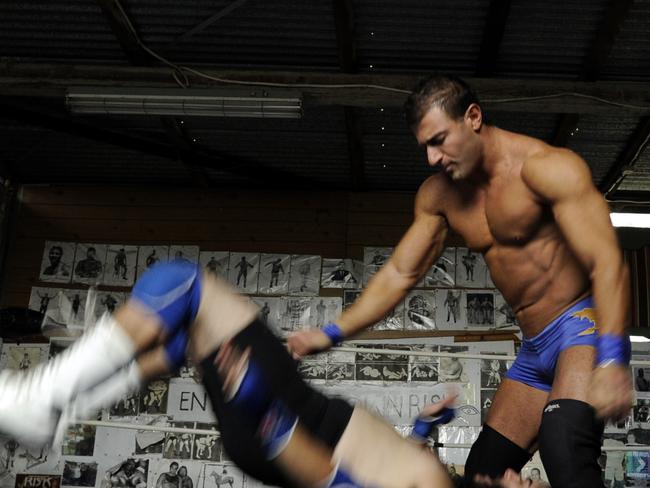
[505,296,598,392]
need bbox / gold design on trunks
[572,308,598,336]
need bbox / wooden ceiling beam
[476,0,512,76]
[2,63,650,115]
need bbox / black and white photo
[39,241,74,283]
[170,245,200,265]
[320,258,360,289]
[425,247,456,288]
[73,243,107,285]
[103,245,138,287]
[465,291,495,328]
[405,290,436,330]
[288,255,321,296]
[137,246,169,277]
[102,458,148,488]
[62,461,97,487]
[228,252,259,294]
[61,424,96,456]
[199,251,229,280]
[258,253,290,295]
[139,379,169,415]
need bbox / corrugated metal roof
[0,1,649,197]
[355,0,489,74]
[496,0,608,78]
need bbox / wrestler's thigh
[486,378,549,450]
[188,272,259,361]
[548,345,595,403]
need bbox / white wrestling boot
[0,314,136,447]
[52,360,143,447]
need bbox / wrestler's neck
[465,125,520,185]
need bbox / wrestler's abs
[445,186,591,338]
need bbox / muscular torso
[433,138,590,336]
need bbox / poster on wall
[94,292,126,320]
[288,255,321,296]
[136,245,169,277]
[139,379,169,415]
[72,243,107,285]
[435,289,467,329]
[228,252,260,294]
[198,463,245,488]
[425,247,456,288]
[374,301,405,331]
[169,245,199,265]
[455,248,488,288]
[308,297,342,328]
[465,290,495,329]
[100,458,148,488]
[249,297,284,336]
[103,245,138,287]
[61,424,96,456]
[28,286,61,320]
[278,297,312,332]
[60,289,88,331]
[404,290,437,330]
[62,461,98,487]
[163,423,194,460]
[0,343,48,371]
[363,247,393,286]
[39,241,75,283]
[199,251,229,280]
[320,258,361,289]
[258,253,290,295]
[15,475,61,488]
[494,292,518,329]
[192,424,220,462]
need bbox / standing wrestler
[289,74,632,488]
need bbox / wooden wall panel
[2,185,417,308]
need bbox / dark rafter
[582,0,635,81]
[552,114,580,148]
[160,117,211,188]
[96,0,153,65]
[554,1,634,149]
[165,0,249,50]
[600,116,650,195]
[332,0,365,190]
[0,100,314,187]
[476,0,512,77]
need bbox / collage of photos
[32,242,518,339]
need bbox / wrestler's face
[414,104,483,181]
[49,247,62,263]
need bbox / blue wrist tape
[410,407,455,442]
[322,323,344,345]
[597,333,631,367]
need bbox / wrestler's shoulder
[522,145,592,197]
[415,174,450,213]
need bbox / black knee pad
[463,424,532,486]
[538,399,605,488]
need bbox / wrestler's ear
[465,103,483,131]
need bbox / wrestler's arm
[522,149,632,418]
[288,179,448,356]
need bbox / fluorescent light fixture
[610,212,650,228]
[631,335,650,343]
[66,87,302,119]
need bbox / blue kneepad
[131,261,202,334]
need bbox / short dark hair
[404,74,480,127]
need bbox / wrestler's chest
[448,187,545,249]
